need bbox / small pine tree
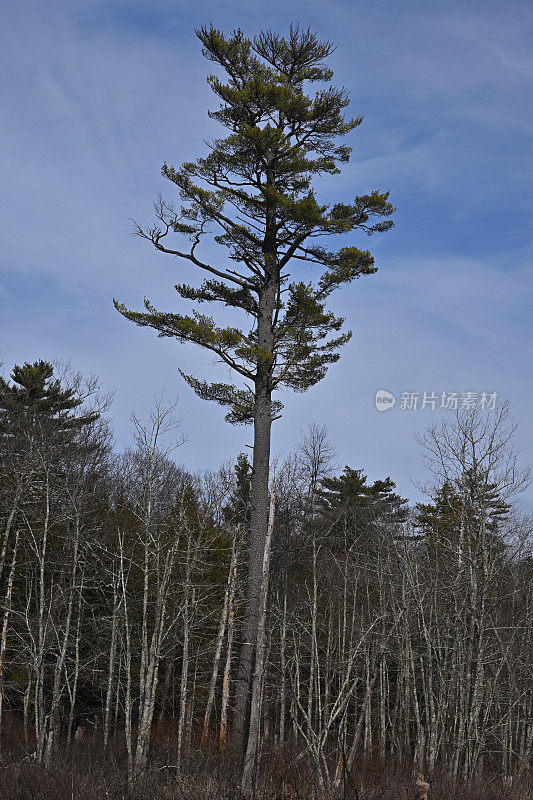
[0,360,98,433]
[223,453,252,530]
[317,466,408,543]
[416,472,510,550]
[0,360,99,472]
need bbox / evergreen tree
[317,466,408,543]
[114,25,394,756]
[0,361,100,570]
[416,472,510,550]
[223,453,252,530]
[0,360,98,443]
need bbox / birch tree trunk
[0,531,19,742]
[220,540,238,753]
[241,485,276,798]
[202,528,239,746]
[103,569,121,750]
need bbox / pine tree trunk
[232,276,275,756]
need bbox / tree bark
[220,536,238,753]
[0,531,19,742]
[241,485,276,798]
[202,528,239,745]
[232,276,276,755]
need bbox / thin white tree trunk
[278,587,287,747]
[202,528,239,745]
[0,531,19,741]
[241,485,276,798]
[176,547,192,773]
[220,539,238,753]
[103,570,121,749]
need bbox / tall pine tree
[114,25,394,766]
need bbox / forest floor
[0,715,530,800]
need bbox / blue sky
[1,0,532,507]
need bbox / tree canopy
[114,24,394,424]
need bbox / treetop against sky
[0,0,531,508]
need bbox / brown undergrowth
[0,715,530,800]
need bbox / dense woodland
[0,359,531,799]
